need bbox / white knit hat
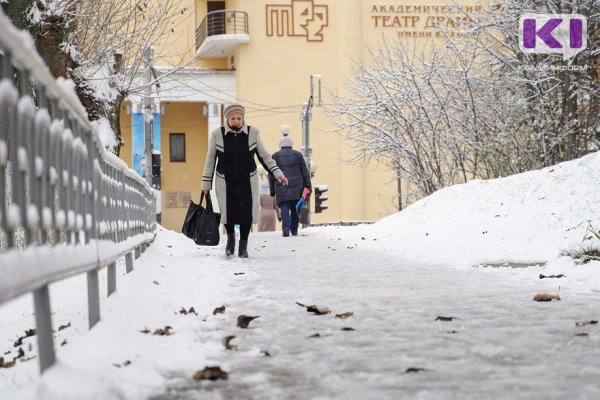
[224,104,245,120]
[279,136,293,148]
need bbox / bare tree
[328,0,599,210]
[6,0,190,153]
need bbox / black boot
[238,240,248,258]
[282,228,290,237]
[225,233,236,257]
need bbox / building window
[170,133,186,162]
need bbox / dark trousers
[224,223,251,241]
[279,200,299,234]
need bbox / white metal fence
[0,9,156,373]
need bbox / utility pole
[142,46,154,186]
[300,75,322,227]
[301,75,322,171]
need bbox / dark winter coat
[269,147,311,204]
[202,124,283,224]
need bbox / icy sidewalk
[2,226,600,400]
[154,228,600,400]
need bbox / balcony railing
[195,10,250,58]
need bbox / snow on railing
[0,9,156,373]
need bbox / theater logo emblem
[266,0,329,42]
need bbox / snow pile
[330,152,600,266]
[0,227,230,399]
[90,117,118,150]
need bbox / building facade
[118,0,480,231]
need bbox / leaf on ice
[223,336,237,351]
[179,307,198,316]
[153,326,173,336]
[335,312,354,319]
[575,320,598,327]
[296,302,331,315]
[140,327,151,334]
[341,327,355,331]
[1,359,15,369]
[61,340,68,346]
[237,315,259,329]
[261,350,271,357]
[405,367,427,373]
[575,333,589,337]
[539,274,566,279]
[153,280,160,285]
[58,322,71,331]
[307,333,322,338]
[234,272,245,275]
[435,316,457,321]
[533,293,560,302]
[193,366,229,381]
[213,306,226,315]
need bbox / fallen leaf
[539,274,566,279]
[153,326,173,336]
[234,272,245,276]
[296,302,331,315]
[13,337,23,347]
[446,330,458,334]
[435,316,457,321]
[406,367,427,373]
[140,327,151,334]
[223,336,237,350]
[575,320,598,327]
[575,333,589,337]
[237,315,259,329]
[213,306,226,315]
[2,360,16,368]
[307,333,322,338]
[61,340,68,346]
[193,366,228,381]
[58,322,71,331]
[16,347,25,359]
[261,350,271,357]
[0,357,3,367]
[341,327,355,331]
[179,307,198,316]
[167,245,172,248]
[533,293,561,302]
[153,281,160,285]
[24,329,36,338]
[28,343,32,352]
[336,312,354,319]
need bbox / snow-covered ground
[1,153,599,399]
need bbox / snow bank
[90,117,117,150]
[324,152,600,266]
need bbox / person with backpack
[202,104,288,257]
[269,134,311,237]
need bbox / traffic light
[151,152,161,189]
[314,184,328,213]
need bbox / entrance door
[207,1,226,36]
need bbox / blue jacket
[269,147,311,203]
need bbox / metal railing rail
[0,9,156,373]
[195,10,249,51]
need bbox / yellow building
[119,0,481,231]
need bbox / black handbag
[193,193,221,246]
[182,194,203,239]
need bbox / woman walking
[202,104,288,258]
[269,135,311,237]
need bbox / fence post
[125,252,134,273]
[32,285,55,372]
[107,262,116,296]
[87,270,100,328]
